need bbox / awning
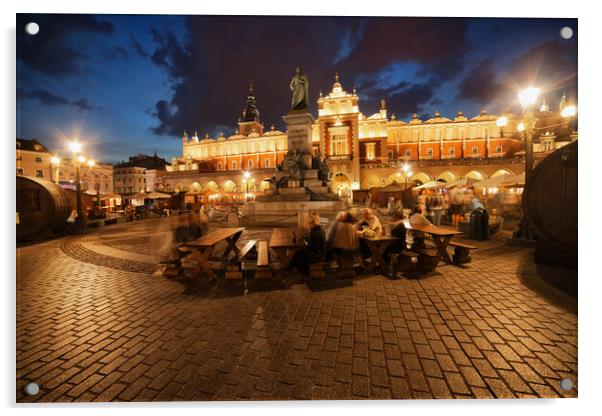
[146,191,172,199]
[414,181,446,190]
[445,177,479,189]
[473,173,519,189]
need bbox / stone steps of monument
[304,179,323,187]
[306,186,329,194]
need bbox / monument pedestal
[283,110,314,168]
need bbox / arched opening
[385,172,405,185]
[222,180,238,193]
[189,182,202,193]
[361,173,382,189]
[492,169,514,178]
[410,172,432,186]
[465,170,486,180]
[330,172,351,192]
[260,179,272,191]
[174,183,186,193]
[205,181,219,192]
[437,171,458,183]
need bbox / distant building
[16,138,114,193]
[16,138,53,179]
[113,152,167,195]
[164,72,577,194]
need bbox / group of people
[285,204,434,278]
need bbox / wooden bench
[225,240,257,279]
[255,241,272,279]
[448,241,477,264]
[414,248,440,272]
[394,250,420,273]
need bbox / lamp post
[496,89,577,240]
[68,141,95,231]
[243,171,251,201]
[50,156,60,185]
[401,162,412,190]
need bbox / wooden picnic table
[183,227,245,279]
[359,234,400,276]
[402,220,462,264]
[269,227,304,278]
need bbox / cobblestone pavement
[16,217,577,402]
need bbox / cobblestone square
[16,217,577,402]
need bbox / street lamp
[50,156,60,185]
[68,140,95,231]
[401,163,412,190]
[242,171,252,201]
[496,116,508,137]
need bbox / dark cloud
[337,17,470,80]
[456,41,577,105]
[19,87,99,111]
[455,59,502,102]
[129,33,148,57]
[20,88,70,106]
[17,14,114,76]
[387,83,436,119]
[104,45,129,61]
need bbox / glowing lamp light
[68,141,82,154]
[402,163,410,173]
[243,171,251,180]
[561,105,577,118]
[77,155,86,163]
[51,156,61,165]
[87,159,96,168]
[517,122,526,132]
[496,116,508,128]
[518,87,540,108]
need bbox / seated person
[286,212,326,277]
[408,204,432,250]
[327,212,359,258]
[355,208,383,235]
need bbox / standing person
[430,191,444,226]
[409,204,432,250]
[441,190,450,224]
[286,212,326,278]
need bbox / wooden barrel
[522,141,577,266]
[16,175,72,241]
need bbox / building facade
[163,73,577,194]
[113,153,167,195]
[17,138,114,193]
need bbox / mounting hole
[24,382,39,396]
[560,378,573,390]
[25,22,40,36]
[560,26,573,40]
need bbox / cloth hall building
[162,73,576,196]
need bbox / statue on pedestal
[289,66,309,111]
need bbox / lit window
[448,147,456,156]
[35,169,44,178]
[471,146,479,154]
[365,143,376,161]
[404,149,412,158]
[388,150,394,161]
[331,134,348,156]
[16,168,23,175]
[495,145,503,153]
[248,160,253,169]
[35,156,42,163]
[217,162,222,171]
[426,148,434,157]
[265,158,270,168]
[232,160,237,170]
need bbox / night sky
[16,14,577,164]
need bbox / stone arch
[205,181,219,192]
[174,183,187,193]
[330,172,352,193]
[222,180,238,193]
[189,181,202,193]
[436,171,458,183]
[465,170,486,180]
[410,172,432,185]
[491,168,514,177]
[385,172,405,185]
[260,179,272,191]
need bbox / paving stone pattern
[16,218,577,402]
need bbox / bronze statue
[289,66,309,110]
